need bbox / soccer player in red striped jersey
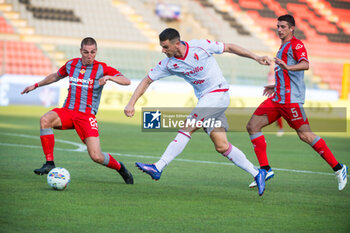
[246,15,347,192]
[21,37,134,184]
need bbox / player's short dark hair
[81,37,97,49]
[159,28,180,42]
[278,14,295,27]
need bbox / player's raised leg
[296,125,347,190]
[210,128,266,196]
[211,129,258,177]
[247,114,271,170]
[136,129,192,180]
[34,111,62,175]
[246,113,275,189]
[85,137,134,184]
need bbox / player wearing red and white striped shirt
[247,14,347,191]
[124,28,271,196]
[21,37,134,184]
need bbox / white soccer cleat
[335,164,347,191]
[249,169,274,188]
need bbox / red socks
[251,135,269,167]
[40,129,122,171]
[251,132,338,170]
[40,134,55,161]
[312,138,338,168]
[104,153,121,171]
[277,118,283,129]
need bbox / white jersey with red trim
[148,39,229,99]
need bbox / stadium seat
[224,0,350,94]
[1,40,53,75]
[311,62,344,92]
[0,15,14,33]
[0,0,348,96]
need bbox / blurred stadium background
[0,0,349,108]
[1,2,350,232]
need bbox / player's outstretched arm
[99,75,131,86]
[224,43,271,65]
[21,73,61,94]
[274,58,309,71]
[124,76,153,117]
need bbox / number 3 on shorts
[291,107,299,118]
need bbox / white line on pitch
[0,133,334,176]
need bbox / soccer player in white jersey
[124,28,271,196]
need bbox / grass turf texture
[0,105,349,233]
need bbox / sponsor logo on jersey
[69,76,94,85]
[183,66,203,76]
[296,44,303,50]
[80,69,86,75]
[194,53,199,61]
[173,63,179,68]
[192,79,205,85]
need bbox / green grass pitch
[0,105,349,233]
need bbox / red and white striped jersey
[57,58,121,115]
[272,36,309,104]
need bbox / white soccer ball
[47,167,71,190]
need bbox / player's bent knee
[89,152,104,164]
[40,115,52,128]
[246,121,257,134]
[91,156,104,164]
[297,133,313,144]
[215,143,229,154]
[179,127,196,136]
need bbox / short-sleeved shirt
[148,39,229,99]
[57,58,121,115]
[272,36,309,104]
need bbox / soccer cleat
[135,162,162,180]
[117,162,134,184]
[335,164,348,191]
[255,169,267,196]
[249,168,274,188]
[34,162,55,175]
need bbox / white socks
[155,131,191,171]
[154,133,257,178]
[223,143,258,177]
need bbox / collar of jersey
[174,41,189,60]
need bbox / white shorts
[187,91,230,135]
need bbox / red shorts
[52,108,99,142]
[254,98,309,129]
